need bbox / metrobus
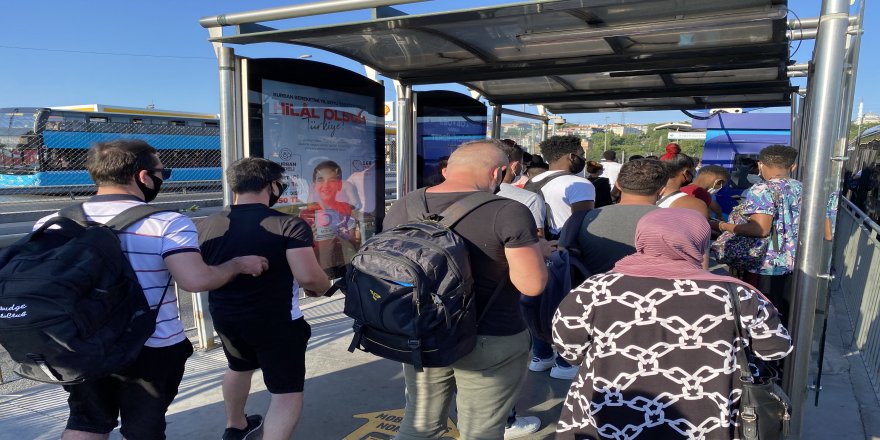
[695,112,792,214]
[0,105,221,193]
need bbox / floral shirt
[741,178,802,275]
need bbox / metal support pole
[218,47,237,207]
[786,1,850,437]
[191,289,217,350]
[492,104,503,139]
[395,83,415,197]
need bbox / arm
[552,281,595,365]
[720,213,772,238]
[287,247,331,295]
[570,200,595,212]
[824,218,833,241]
[671,196,710,218]
[504,244,548,296]
[567,180,596,212]
[709,200,724,219]
[737,286,793,361]
[165,252,268,293]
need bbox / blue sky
[0,1,875,125]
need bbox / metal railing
[832,196,880,402]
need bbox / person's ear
[137,169,152,186]
[790,163,798,174]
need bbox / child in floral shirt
[714,145,801,318]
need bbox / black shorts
[214,315,311,394]
[63,339,194,439]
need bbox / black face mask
[569,153,586,175]
[135,174,162,203]
[492,167,505,194]
[268,182,282,207]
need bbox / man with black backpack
[381,140,548,440]
[30,140,268,440]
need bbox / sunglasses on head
[148,168,172,180]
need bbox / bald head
[447,141,507,173]
[441,140,508,190]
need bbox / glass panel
[470,77,570,96]
[559,73,666,90]
[0,110,38,135]
[671,68,779,85]
[0,135,39,174]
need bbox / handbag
[727,283,792,440]
[711,182,783,272]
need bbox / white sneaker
[504,416,541,439]
[550,364,578,380]
[528,356,555,372]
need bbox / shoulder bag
[727,283,792,440]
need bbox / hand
[303,289,322,297]
[709,219,722,232]
[538,239,558,259]
[233,256,269,276]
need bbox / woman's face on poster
[314,167,342,203]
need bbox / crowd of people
[35,136,805,439]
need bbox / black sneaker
[222,414,263,440]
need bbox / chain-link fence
[0,109,223,222]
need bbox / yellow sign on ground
[344,409,459,440]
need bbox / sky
[0,0,876,126]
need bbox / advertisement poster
[262,79,380,278]
[418,114,487,187]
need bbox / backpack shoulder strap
[526,171,570,194]
[105,205,174,231]
[403,188,430,222]
[58,203,90,225]
[437,191,500,228]
[656,190,683,206]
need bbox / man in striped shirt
[35,139,268,440]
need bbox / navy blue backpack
[521,210,591,343]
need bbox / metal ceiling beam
[545,99,792,115]
[391,43,788,84]
[408,27,497,64]
[487,82,793,105]
[200,0,425,28]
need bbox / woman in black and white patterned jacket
[553,208,792,440]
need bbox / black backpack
[520,210,591,343]
[343,189,505,370]
[523,171,570,239]
[0,204,173,384]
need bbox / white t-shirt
[530,171,596,235]
[35,194,200,348]
[497,183,545,229]
[599,160,623,187]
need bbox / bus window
[730,154,759,189]
[111,117,130,124]
[204,121,219,128]
[88,116,108,124]
[170,120,185,127]
[132,118,144,124]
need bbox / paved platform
[1,292,877,439]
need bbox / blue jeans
[532,334,570,368]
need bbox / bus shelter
[199,1,865,437]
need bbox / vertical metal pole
[218,47,237,207]
[492,104,502,139]
[395,83,415,197]
[786,1,850,437]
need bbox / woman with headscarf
[553,209,792,440]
